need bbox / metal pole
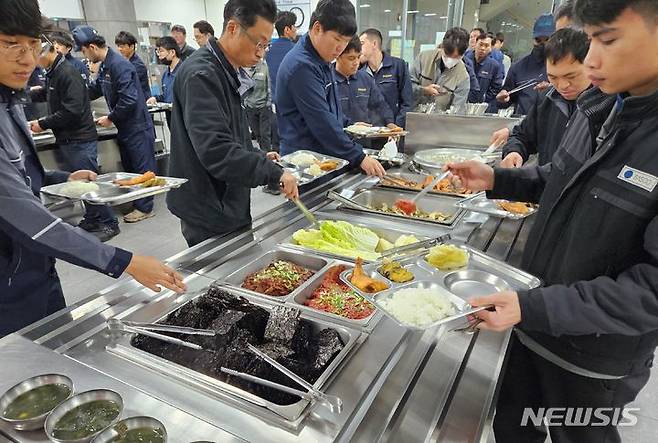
[401,0,409,61]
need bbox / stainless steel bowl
[443,270,511,298]
[0,374,74,431]
[91,416,167,443]
[44,389,124,443]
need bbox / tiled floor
[53,189,657,442]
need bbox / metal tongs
[507,75,544,95]
[292,198,322,230]
[326,190,370,211]
[379,234,451,260]
[243,343,343,413]
[106,318,214,350]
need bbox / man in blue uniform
[465,32,504,111]
[147,36,180,128]
[358,28,412,128]
[73,26,157,223]
[51,33,89,83]
[267,10,297,101]
[334,36,397,129]
[0,0,185,338]
[115,31,151,101]
[496,13,555,115]
[276,0,385,177]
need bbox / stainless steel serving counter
[0,166,535,443]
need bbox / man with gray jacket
[448,1,658,441]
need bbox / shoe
[91,225,121,242]
[123,209,155,223]
[262,186,281,195]
[78,219,102,232]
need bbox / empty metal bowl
[0,374,74,431]
[444,270,511,298]
[91,416,167,443]
[44,389,124,443]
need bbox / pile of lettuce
[292,220,417,260]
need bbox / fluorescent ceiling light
[360,3,371,7]
[407,10,419,14]
[384,9,392,12]
[424,13,437,17]
[440,16,448,19]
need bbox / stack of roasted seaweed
[131,287,344,405]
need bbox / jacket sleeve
[28,86,47,103]
[181,71,283,188]
[497,65,517,109]
[452,77,470,110]
[501,97,540,162]
[518,215,658,336]
[464,58,481,104]
[288,65,365,166]
[0,148,131,278]
[136,61,151,99]
[44,170,71,185]
[487,163,552,204]
[39,74,85,131]
[409,56,425,103]
[486,63,504,104]
[369,82,395,125]
[107,68,138,124]
[396,61,414,127]
[88,76,103,101]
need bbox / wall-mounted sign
[276,0,312,34]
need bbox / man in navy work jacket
[276,0,385,177]
[334,35,397,130]
[266,10,297,101]
[115,31,151,102]
[448,1,658,441]
[147,36,181,128]
[73,25,157,224]
[0,0,185,338]
[496,13,555,115]
[358,28,413,128]
[51,32,89,84]
[464,32,503,112]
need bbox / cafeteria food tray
[362,148,407,167]
[344,125,409,139]
[337,187,465,227]
[279,150,349,184]
[378,171,474,198]
[456,193,538,220]
[339,244,541,329]
[413,148,497,172]
[40,172,187,206]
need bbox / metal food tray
[338,187,465,227]
[106,285,365,428]
[362,148,407,167]
[219,247,329,302]
[280,150,349,184]
[378,171,474,198]
[413,148,497,171]
[283,214,430,264]
[345,126,409,139]
[456,193,538,220]
[40,172,188,206]
[339,245,541,330]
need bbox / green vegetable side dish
[3,383,71,420]
[110,427,165,443]
[52,399,120,440]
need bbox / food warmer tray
[378,171,474,198]
[279,150,349,185]
[40,172,188,206]
[456,193,538,220]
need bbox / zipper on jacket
[7,247,22,287]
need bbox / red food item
[304,265,375,320]
[394,199,417,215]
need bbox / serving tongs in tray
[378,234,451,261]
[106,318,215,350]
[326,190,371,211]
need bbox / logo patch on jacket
[383,74,393,78]
[618,165,658,192]
[357,87,367,93]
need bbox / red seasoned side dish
[242,260,315,296]
[305,265,375,320]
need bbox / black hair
[194,20,215,35]
[115,31,138,47]
[477,32,496,44]
[360,28,383,47]
[51,32,74,49]
[223,0,277,30]
[0,0,42,38]
[443,27,469,56]
[341,34,361,55]
[310,0,357,37]
[85,35,106,48]
[275,10,297,36]
[495,31,505,43]
[471,27,485,34]
[171,24,186,35]
[544,27,590,64]
[556,0,575,21]
[156,36,181,57]
[574,0,658,26]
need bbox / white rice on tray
[379,287,457,327]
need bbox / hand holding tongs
[507,76,544,95]
[246,343,343,413]
[106,318,214,350]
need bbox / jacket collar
[381,52,393,69]
[577,86,658,126]
[46,53,65,77]
[207,38,241,92]
[301,33,329,67]
[0,84,28,105]
[332,64,355,83]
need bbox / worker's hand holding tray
[455,193,538,220]
[40,172,188,206]
[344,124,409,139]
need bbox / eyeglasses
[0,37,43,62]
[238,22,271,52]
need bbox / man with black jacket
[447,1,658,441]
[29,41,119,241]
[167,0,298,247]
[499,28,591,168]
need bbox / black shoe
[262,186,281,195]
[91,225,121,242]
[78,218,102,232]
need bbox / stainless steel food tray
[40,172,188,206]
[283,214,430,264]
[345,126,409,139]
[337,187,465,227]
[455,193,538,220]
[219,247,329,303]
[363,148,407,167]
[413,148,497,171]
[280,150,349,185]
[379,171,474,198]
[106,285,365,429]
